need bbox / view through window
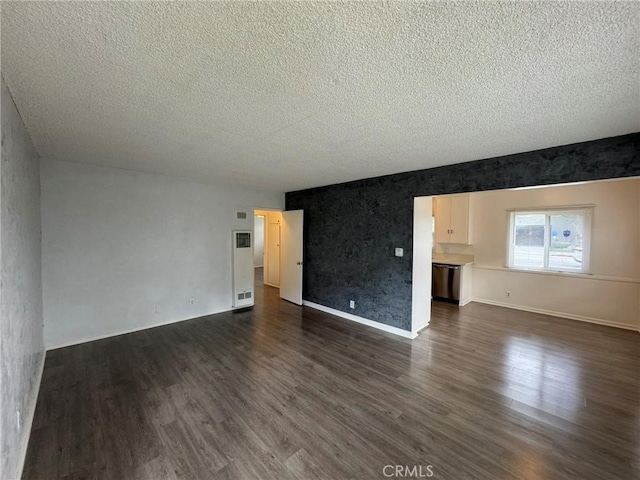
[508,208,592,273]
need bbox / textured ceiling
[2,1,638,192]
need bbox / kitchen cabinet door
[434,195,472,245]
[434,197,452,243]
[450,195,470,244]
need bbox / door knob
[296,261,303,265]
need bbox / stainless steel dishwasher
[432,263,461,302]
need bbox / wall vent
[232,230,254,309]
[236,211,247,219]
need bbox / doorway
[254,209,282,288]
[418,177,640,334]
[253,208,305,306]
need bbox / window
[507,207,592,273]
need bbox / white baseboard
[302,301,417,339]
[471,298,639,332]
[15,352,45,480]
[45,308,234,351]
[459,298,473,307]
[414,322,430,335]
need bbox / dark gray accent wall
[286,133,640,331]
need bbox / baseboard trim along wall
[46,308,234,350]
[414,322,430,335]
[15,354,45,480]
[471,298,640,332]
[302,301,417,339]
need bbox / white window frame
[506,206,593,274]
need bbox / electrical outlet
[154,305,161,313]
[16,410,21,430]
[506,291,511,298]
[189,299,195,306]
[349,300,355,309]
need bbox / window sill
[472,264,640,284]
[508,266,590,276]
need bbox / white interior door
[266,222,281,286]
[253,215,265,267]
[280,210,304,305]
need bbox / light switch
[395,248,404,257]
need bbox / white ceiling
[2,1,638,192]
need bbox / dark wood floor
[24,270,639,479]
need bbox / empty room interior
[1,2,639,480]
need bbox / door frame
[254,208,283,288]
[411,196,434,336]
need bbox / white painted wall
[253,215,265,267]
[471,179,640,330]
[41,159,284,348]
[412,196,433,335]
[1,78,45,480]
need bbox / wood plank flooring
[23,271,639,479]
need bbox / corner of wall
[1,76,45,480]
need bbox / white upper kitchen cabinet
[434,195,472,244]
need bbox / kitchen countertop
[432,253,474,266]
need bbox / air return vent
[236,211,247,219]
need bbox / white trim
[473,264,640,284]
[471,298,639,332]
[302,301,417,339]
[411,196,433,336]
[45,308,233,350]
[414,322,430,335]
[509,177,640,191]
[505,204,596,212]
[458,298,473,306]
[15,352,46,480]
